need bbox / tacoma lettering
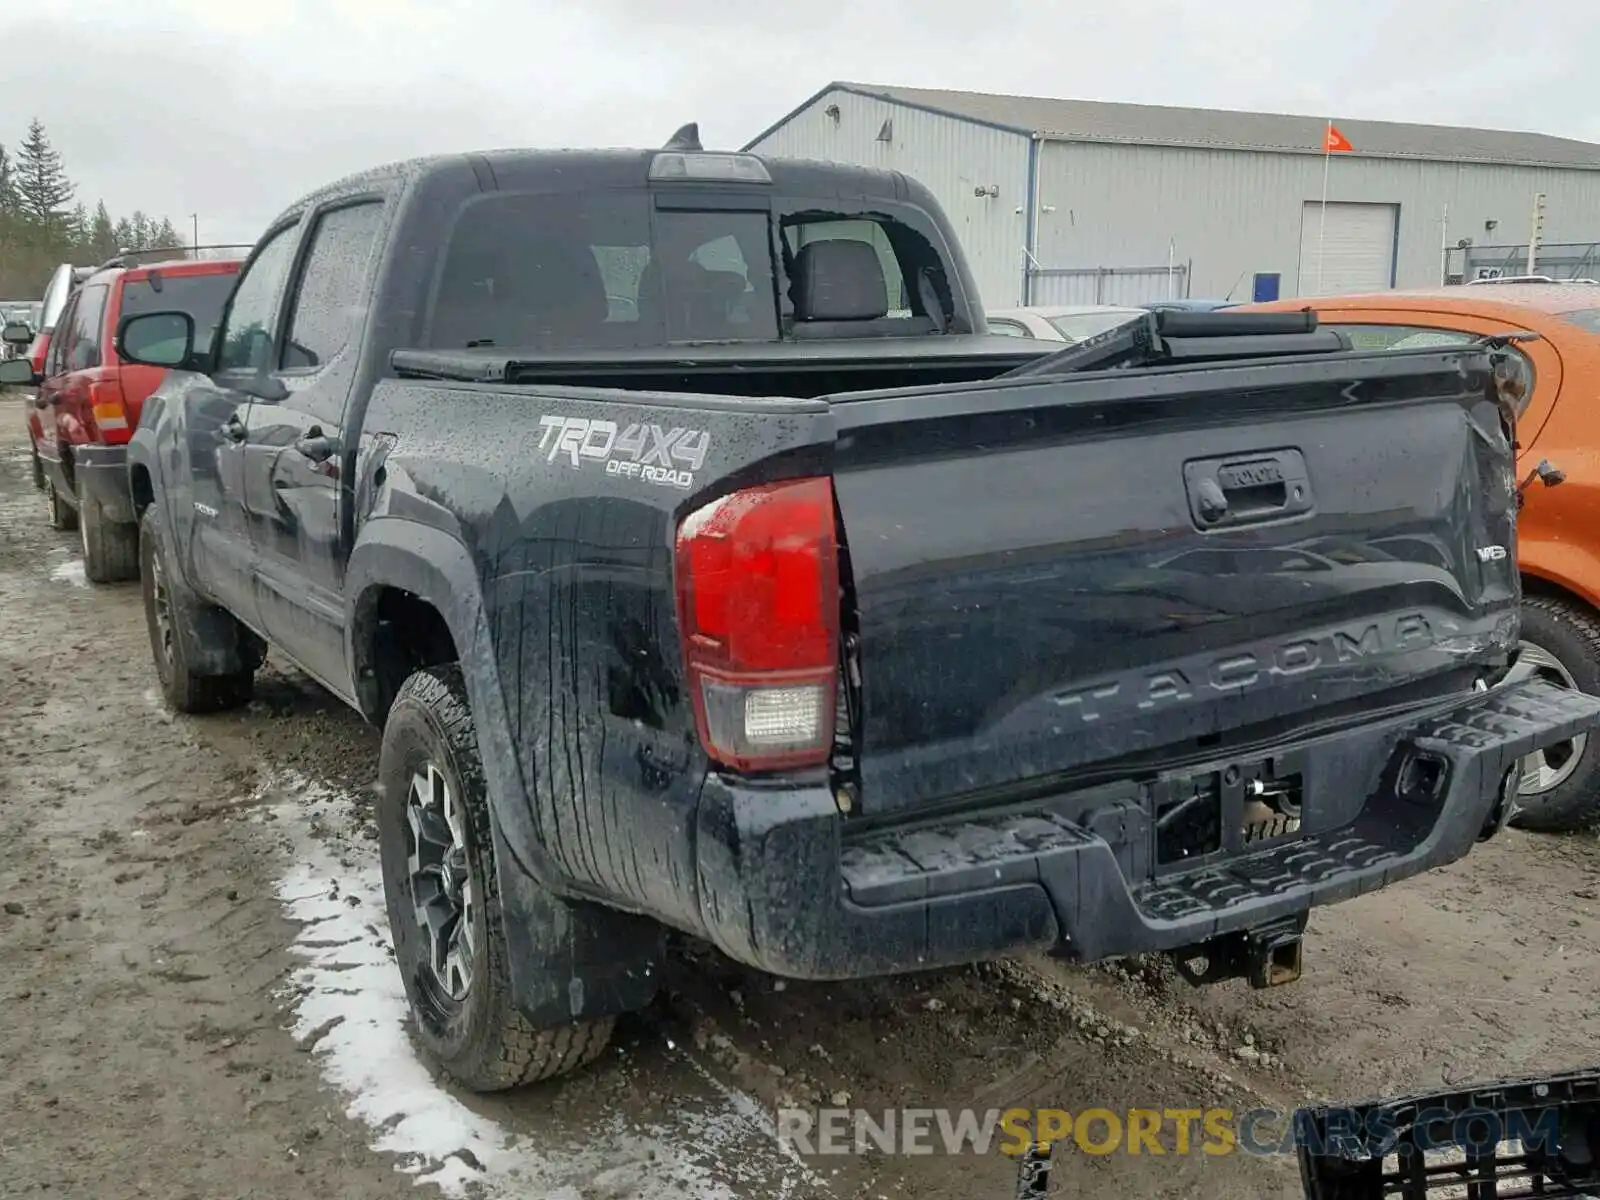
[1057,612,1441,722]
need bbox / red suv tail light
[88,380,130,444]
[675,477,840,773]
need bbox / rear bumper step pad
[694,679,1600,978]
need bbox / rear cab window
[422,185,957,350]
[778,210,951,335]
[424,192,780,351]
[117,270,238,364]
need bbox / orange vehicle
[1244,281,1600,832]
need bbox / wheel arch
[1521,563,1600,613]
[349,522,663,1026]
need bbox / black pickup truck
[115,134,1600,1092]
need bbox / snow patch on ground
[258,769,819,1199]
[49,557,87,587]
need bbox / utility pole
[1528,193,1545,275]
[191,213,199,258]
[1439,202,1449,285]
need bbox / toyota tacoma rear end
[118,136,1600,1092]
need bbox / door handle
[1185,450,1313,531]
[221,414,246,443]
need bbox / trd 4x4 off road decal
[537,415,709,490]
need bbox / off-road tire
[29,444,43,491]
[1511,594,1600,832]
[78,478,139,584]
[45,475,77,532]
[378,665,614,1091]
[138,507,255,713]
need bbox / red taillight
[88,380,131,444]
[675,477,840,773]
[27,333,49,375]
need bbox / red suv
[10,256,241,581]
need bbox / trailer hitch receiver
[1171,914,1306,990]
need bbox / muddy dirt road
[0,394,1595,1199]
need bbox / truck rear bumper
[693,678,1600,980]
[75,444,134,524]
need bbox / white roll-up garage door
[1297,202,1397,296]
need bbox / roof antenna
[662,122,702,152]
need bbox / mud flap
[176,601,266,677]
[487,816,664,1027]
[148,514,264,678]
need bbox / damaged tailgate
[827,330,1520,814]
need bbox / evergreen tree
[0,145,14,216]
[0,120,191,294]
[14,119,74,231]
[150,216,183,254]
[89,202,117,260]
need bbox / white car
[985,304,1147,342]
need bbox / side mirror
[116,310,196,369]
[1,321,32,347]
[0,358,39,387]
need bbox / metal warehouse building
[742,82,1600,309]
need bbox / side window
[216,224,300,373]
[280,201,385,371]
[1323,323,1477,352]
[45,294,79,377]
[1325,321,1537,417]
[65,285,108,372]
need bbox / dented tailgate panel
[829,353,1519,812]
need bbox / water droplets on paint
[255,768,821,1198]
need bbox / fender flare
[344,521,554,880]
[344,521,662,1024]
[127,408,198,592]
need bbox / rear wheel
[78,478,139,584]
[377,665,614,1091]
[139,508,255,713]
[44,475,77,532]
[1511,594,1600,832]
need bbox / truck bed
[388,329,1522,822]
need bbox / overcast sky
[3,0,1596,247]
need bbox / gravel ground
[0,395,1595,1199]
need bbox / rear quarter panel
[354,379,834,926]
